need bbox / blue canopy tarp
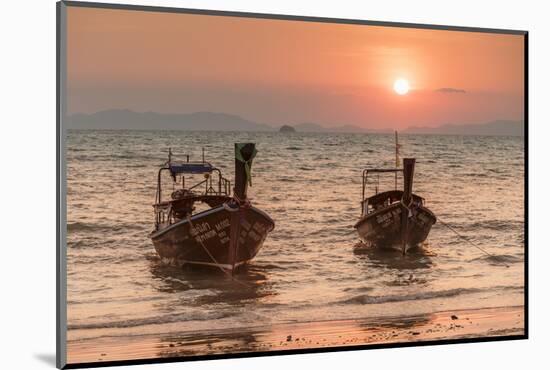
[169,163,213,174]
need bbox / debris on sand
[451,315,459,320]
[286,335,292,342]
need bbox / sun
[393,78,410,95]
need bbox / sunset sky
[67,7,525,129]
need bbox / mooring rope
[437,217,510,268]
[186,214,252,287]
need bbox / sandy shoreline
[67,305,524,365]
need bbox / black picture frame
[56,1,528,368]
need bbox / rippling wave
[338,286,523,305]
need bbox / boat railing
[153,149,233,229]
[155,166,231,203]
[186,174,231,196]
[154,202,172,229]
[361,168,403,216]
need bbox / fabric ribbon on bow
[235,143,257,186]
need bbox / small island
[279,125,296,133]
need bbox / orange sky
[67,6,525,129]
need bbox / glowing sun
[393,78,410,95]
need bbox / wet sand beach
[67,305,524,364]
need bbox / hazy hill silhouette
[67,109,384,133]
[67,109,273,131]
[66,109,524,136]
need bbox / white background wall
[0,0,546,368]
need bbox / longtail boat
[354,134,436,254]
[150,143,274,272]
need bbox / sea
[66,130,525,342]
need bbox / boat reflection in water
[148,255,276,303]
[353,242,434,270]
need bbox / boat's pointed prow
[401,158,416,255]
[230,143,258,273]
[402,158,416,205]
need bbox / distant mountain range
[66,109,387,133]
[66,109,524,136]
[66,109,274,131]
[404,120,524,136]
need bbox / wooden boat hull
[150,205,274,271]
[354,202,436,252]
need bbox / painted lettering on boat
[194,229,217,243]
[248,230,261,242]
[417,213,429,226]
[252,222,268,234]
[188,221,220,244]
[189,222,211,236]
[241,219,252,231]
[375,208,402,228]
[215,219,230,232]
[235,221,270,243]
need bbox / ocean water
[66,130,524,342]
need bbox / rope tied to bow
[437,217,510,268]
